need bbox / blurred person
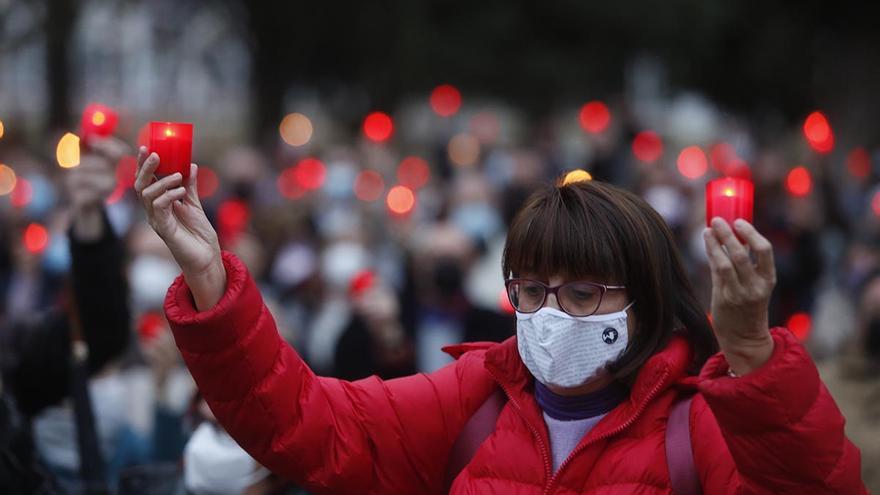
[0,138,131,494]
[134,138,868,494]
[333,271,415,381]
[404,222,513,372]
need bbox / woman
[134,148,866,494]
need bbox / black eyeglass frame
[504,278,627,317]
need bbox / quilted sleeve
[164,251,494,495]
[696,327,867,494]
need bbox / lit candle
[149,122,193,179]
[706,176,754,228]
[79,103,118,145]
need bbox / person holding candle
[134,146,866,493]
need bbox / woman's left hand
[703,218,777,375]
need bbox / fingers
[141,173,183,221]
[153,186,187,211]
[134,150,159,195]
[709,217,758,282]
[184,163,201,205]
[703,227,737,286]
[733,219,776,283]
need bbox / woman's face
[521,272,636,396]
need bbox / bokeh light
[0,120,4,139]
[631,131,663,163]
[397,156,430,190]
[676,146,708,179]
[278,165,306,200]
[430,84,462,117]
[217,199,250,242]
[24,223,49,254]
[0,164,16,196]
[787,312,811,341]
[363,112,394,142]
[448,133,480,167]
[294,157,326,191]
[10,178,32,208]
[785,166,812,197]
[56,133,81,168]
[709,142,737,174]
[386,185,415,215]
[470,112,500,144]
[872,190,880,217]
[578,101,611,134]
[279,113,313,147]
[354,170,385,202]
[499,289,515,315]
[562,169,592,185]
[847,147,871,179]
[198,166,220,199]
[803,111,834,154]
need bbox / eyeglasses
[504,278,626,317]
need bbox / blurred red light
[137,311,165,341]
[23,223,49,254]
[354,170,385,202]
[10,178,32,208]
[278,166,305,200]
[709,142,737,174]
[294,157,326,190]
[397,156,430,190]
[430,85,462,117]
[217,199,250,244]
[872,190,880,217]
[386,185,415,215]
[578,101,611,134]
[349,270,376,297]
[847,147,871,179]
[785,166,812,197]
[363,112,394,142]
[677,146,708,179]
[631,131,663,163]
[787,312,811,341]
[803,111,834,154]
[116,156,138,189]
[197,166,220,199]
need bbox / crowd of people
[0,88,878,493]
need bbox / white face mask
[183,422,271,495]
[516,302,634,389]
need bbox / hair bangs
[503,185,627,284]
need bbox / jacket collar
[481,333,695,440]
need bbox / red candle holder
[79,103,118,145]
[706,177,754,228]
[149,122,193,179]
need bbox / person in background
[0,138,131,493]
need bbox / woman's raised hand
[703,218,777,375]
[134,147,226,311]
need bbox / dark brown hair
[502,179,718,379]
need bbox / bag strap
[443,388,506,491]
[666,395,702,495]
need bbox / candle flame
[92,111,106,126]
[723,188,736,197]
[164,128,174,137]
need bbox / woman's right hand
[134,147,226,311]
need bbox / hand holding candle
[149,122,193,179]
[80,103,119,146]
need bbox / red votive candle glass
[706,177,754,228]
[149,122,193,179]
[79,103,118,145]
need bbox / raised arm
[134,149,494,493]
[698,218,866,493]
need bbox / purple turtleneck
[534,381,628,472]
[534,381,628,421]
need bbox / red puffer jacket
[165,253,866,494]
